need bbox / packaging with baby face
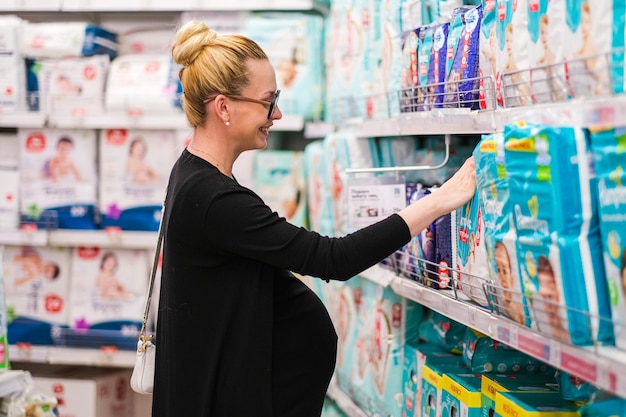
[67,247,148,350]
[253,150,307,228]
[504,122,612,345]
[495,0,531,107]
[473,133,528,327]
[3,245,71,346]
[526,0,567,103]
[99,129,176,231]
[19,128,98,230]
[562,0,626,97]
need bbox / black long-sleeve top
[152,149,411,417]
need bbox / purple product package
[433,212,453,290]
[427,22,449,108]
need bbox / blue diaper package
[433,209,454,290]
[411,188,438,284]
[462,327,551,374]
[589,126,626,350]
[474,133,529,327]
[504,122,613,345]
[428,22,450,108]
[417,25,434,111]
[444,7,471,108]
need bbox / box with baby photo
[19,128,98,229]
[2,245,72,346]
[65,247,149,350]
[99,129,176,231]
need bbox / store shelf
[359,263,626,399]
[326,381,369,417]
[43,111,304,132]
[0,370,33,398]
[0,229,158,249]
[1,0,328,12]
[9,345,136,368]
[0,112,46,129]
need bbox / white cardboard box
[30,366,135,417]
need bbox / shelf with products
[355,259,626,399]
[0,229,158,249]
[9,344,136,368]
[0,0,329,13]
[326,381,369,417]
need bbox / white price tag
[347,176,406,229]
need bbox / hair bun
[171,21,218,67]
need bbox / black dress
[151,150,411,417]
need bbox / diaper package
[440,373,483,417]
[422,362,470,417]
[495,0,531,107]
[419,310,467,354]
[303,140,335,237]
[0,15,25,113]
[556,370,599,404]
[433,207,454,290]
[3,245,72,346]
[245,13,324,121]
[67,247,149,350]
[410,187,438,284]
[323,133,380,236]
[474,133,528,326]
[19,128,98,230]
[346,0,373,120]
[526,0,566,103]
[589,126,626,350]
[428,22,450,108]
[403,342,463,417]
[28,55,110,116]
[579,397,626,417]
[462,328,551,374]
[504,122,613,345]
[478,0,498,109]
[401,28,421,113]
[105,54,181,113]
[417,25,434,111]
[455,190,491,307]
[0,133,20,231]
[117,28,174,55]
[562,0,626,97]
[444,6,482,109]
[99,129,176,231]
[481,373,559,417]
[495,391,581,417]
[253,150,307,228]
[21,22,118,59]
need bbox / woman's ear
[212,94,231,124]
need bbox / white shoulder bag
[130,202,165,395]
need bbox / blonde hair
[171,21,268,127]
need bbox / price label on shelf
[517,331,550,361]
[560,349,598,384]
[347,176,406,229]
[493,321,519,349]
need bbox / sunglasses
[203,90,281,120]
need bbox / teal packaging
[473,133,528,327]
[401,28,421,113]
[481,373,559,417]
[455,190,491,307]
[427,21,450,108]
[253,150,307,228]
[579,397,626,417]
[244,13,324,121]
[422,362,469,417]
[303,140,335,237]
[323,133,380,236]
[504,122,613,345]
[463,327,551,374]
[419,310,467,354]
[440,373,483,417]
[478,0,497,109]
[495,391,581,417]
[417,25,434,111]
[589,126,626,351]
[403,342,463,417]
[556,370,599,404]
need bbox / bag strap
[139,192,166,343]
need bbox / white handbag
[130,202,165,395]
